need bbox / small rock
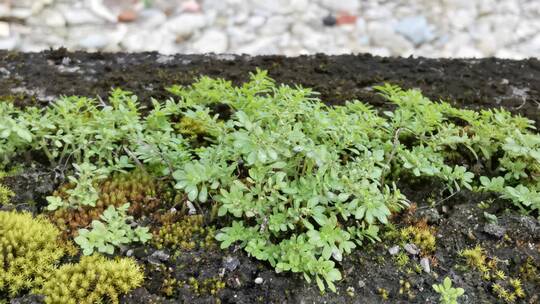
[247,15,266,28]
[0,35,18,50]
[368,22,413,54]
[147,250,170,265]
[62,8,105,25]
[323,15,336,27]
[156,54,175,64]
[165,13,207,38]
[254,277,264,284]
[0,22,9,37]
[78,34,110,49]
[191,29,228,53]
[181,0,201,13]
[118,9,137,22]
[259,15,290,36]
[88,0,117,23]
[420,257,431,273]
[9,294,44,304]
[138,9,167,28]
[320,0,359,12]
[236,36,280,54]
[483,223,506,238]
[404,243,420,255]
[223,255,240,271]
[41,9,66,27]
[395,16,434,45]
[418,208,441,224]
[252,0,308,14]
[357,280,366,288]
[336,13,357,25]
[388,245,400,255]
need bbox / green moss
[0,184,14,205]
[40,255,144,304]
[0,211,64,297]
[399,223,436,254]
[184,276,226,296]
[153,215,216,253]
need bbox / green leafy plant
[1,71,539,294]
[46,162,109,211]
[433,277,465,304]
[74,203,151,255]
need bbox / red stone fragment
[118,9,137,22]
[336,13,357,25]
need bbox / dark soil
[1,50,539,304]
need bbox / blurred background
[0,0,538,58]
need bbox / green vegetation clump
[400,222,436,254]
[0,171,14,205]
[0,211,64,297]
[1,71,539,292]
[74,203,152,255]
[153,214,216,252]
[459,245,527,303]
[0,183,14,205]
[40,254,144,304]
[432,277,465,304]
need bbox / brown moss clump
[153,215,216,252]
[47,169,165,239]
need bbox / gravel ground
[0,0,539,58]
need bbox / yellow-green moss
[399,224,436,254]
[153,215,216,252]
[185,276,226,296]
[0,184,14,205]
[0,211,64,297]
[459,245,527,303]
[40,255,144,304]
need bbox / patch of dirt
[1,51,539,303]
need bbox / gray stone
[44,10,66,28]
[395,16,435,45]
[388,245,400,255]
[320,0,359,12]
[251,0,308,14]
[62,7,105,25]
[0,22,9,37]
[78,34,110,49]
[223,255,240,271]
[404,243,420,255]
[122,29,164,51]
[420,257,431,273]
[368,22,413,54]
[254,277,264,284]
[0,36,18,50]
[138,9,167,28]
[165,13,207,38]
[357,280,366,288]
[247,15,266,28]
[192,29,228,53]
[483,223,506,238]
[147,250,170,265]
[236,36,280,54]
[259,15,290,36]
